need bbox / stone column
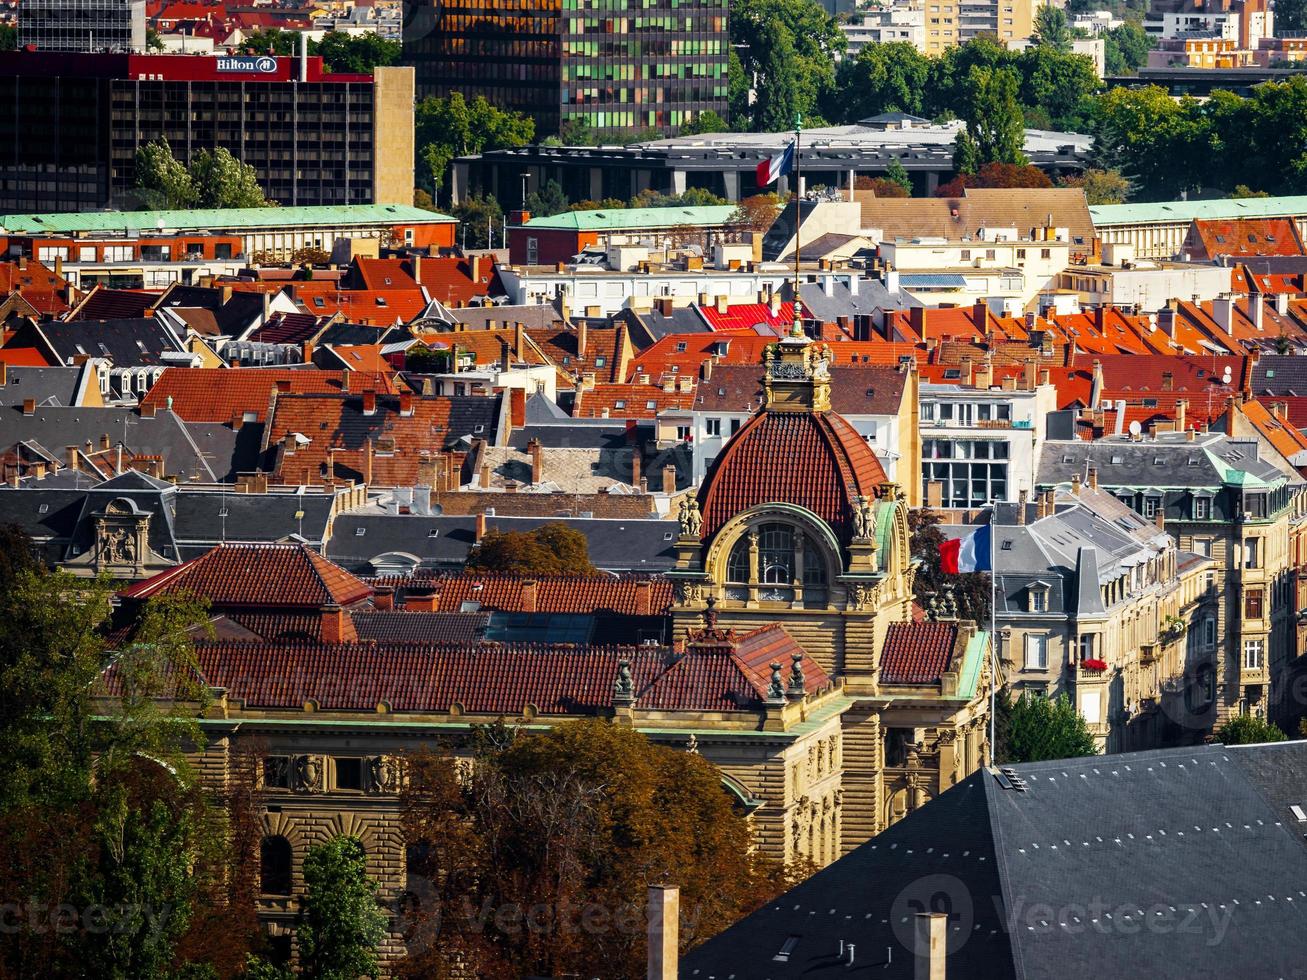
[670,168,687,195]
[722,169,740,201]
[589,166,604,202]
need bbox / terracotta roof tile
[700,301,795,332]
[698,409,887,544]
[139,367,400,423]
[121,542,374,608]
[573,382,696,418]
[880,621,959,685]
[371,573,674,616]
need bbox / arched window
[260,836,293,896]
[724,521,828,606]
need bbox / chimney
[972,299,989,332]
[65,446,79,471]
[1277,291,1289,316]
[1088,463,1098,490]
[974,362,992,390]
[914,912,947,980]
[319,604,357,644]
[528,438,544,484]
[21,398,35,416]
[406,593,438,613]
[635,579,652,616]
[140,402,157,418]
[1023,360,1036,390]
[510,386,526,429]
[362,437,374,486]
[362,391,377,415]
[700,357,713,381]
[475,511,487,541]
[514,321,526,362]
[910,305,926,337]
[373,586,394,612]
[1252,299,1264,331]
[1161,371,1173,392]
[276,378,292,393]
[1175,398,1187,432]
[399,391,414,417]
[480,462,492,489]
[520,579,538,613]
[470,254,481,284]
[577,318,588,360]
[631,450,641,487]
[99,433,110,451]
[646,885,679,980]
[658,297,675,316]
[1212,296,1235,335]
[1017,488,1028,525]
[1038,368,1050,386]
[662,466,677,494]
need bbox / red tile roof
[70,287,159,322]
[1186,218,1305,260]
[120,543,374,609]
[248,312,330,345]
[139,367,401,423]
[182,623,827,715]
[413,257,496,307]
[628,331,912,383]
[699,301,795,332]
[880,622,959,685]
[573,382,696,418]
[290,285,428,326]
[698,408,887,544]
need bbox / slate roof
[683,741,1307,980]
[698,409,887,545]
[23,317,188,368]
[326,514,680,573]
[1037,432,1291,491]
[1251,353,1307,396]
[246,312,327,345]
[792,278,922,322]
[158,285,270,336]
[69,288,157,322]
[0,367,86,407]
[350,610,490,645]
[879,622,959,684]
[120,542,373,608]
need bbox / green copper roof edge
[522,204,739,231]
[957,629,988,701]
[1090,195,1307,226]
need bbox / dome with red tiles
[695,339,887,546]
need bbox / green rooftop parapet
[520,204,741,232]
[0,204,455,236]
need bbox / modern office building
[403,0,729,137]
[19,0,146,53]
[0,52,414,213]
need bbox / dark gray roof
[169,489,336,557]
[325,513,679,573]
[31,318,188,367]
[684,742,1307,979]
[1251,353,1307,397]
[507,418,653,451]
[351,610,490,644]
[0,405,228,482]
[617,305,710,346]
[159,286,268,337]
[792,278,920,322]
[0,367,85,407]
[1037,432,1291,489]
[314,321,404,347]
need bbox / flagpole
[792,113,803,339]
[989,500,998,765]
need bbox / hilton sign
[215,56,279,74]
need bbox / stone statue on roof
[613,659,635,704]
[852,495,877,541]
[767,661,786,703]
[679,496,703,538]
[788,650,806,697]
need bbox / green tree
[450,194,504,250]
[298,836,387,980]
[190,147,270,208]
[1218,714,1287,744]
[314,32,401,73]
[240,28,299,56]
[0,528,261,978]
[731,0,845,130]
[146,27,165,51]
[681,109,731,135]
[1090,85,1205,198]
[727,48,752,125]
[400,721,789,978]
[630,186,729,208]
[1059,167,1132,204]
[558,116,597,145]
[834,41,930,123]
[884,158,913,194]
[1016,45,1099,131]
[465,523,599,577]
[415,93,535,194]
[961,65,1028,167]
[1103,22,1152,75]
[525,178,570,216]
[999,692,1098,763]
[1232,184,1270,198]
[0,24,15,50]
[134,139,197,210]
[952,129,981,176]
[1033,5,1072,50]
[1277,0,1307,33]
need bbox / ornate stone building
[667,332,993,851]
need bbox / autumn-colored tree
[936,161,1053,197]
[465,522,599,577]
[399,721,790,979]
[855,176,910,198]
[731,192,783,231]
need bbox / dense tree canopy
[415,94,534,194]
[1217,714,1287,745]
[1103,22,1152,75]
[134,139,271,210]
[297,836,388,980]
[399,721,790,978]
[998,692,1099,763]
[239,29,400,74]
[730,0,845,131]
[465,523,599,577]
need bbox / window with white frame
[1243,638,1265,669]
[1028,586,1047,613]
[705,418,722,437]
[1202,615,1217,649]
[1193,496,1210,520]
[1024,633,1048,670]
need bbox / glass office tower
[20,0,146,52]
[404,0,729,137]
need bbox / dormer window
[1027,584,1048,613]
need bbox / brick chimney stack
[319,604,357,644]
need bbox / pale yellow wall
[373,66,416,207]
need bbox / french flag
[940,524,992,574]
[756,142,796,186]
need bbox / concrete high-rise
[20,0,146,53]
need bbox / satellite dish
[1128,420,1142,437]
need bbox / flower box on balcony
[1081,658,1108,672]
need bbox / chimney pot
[475,511,488,541]
[646,886,679,980]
